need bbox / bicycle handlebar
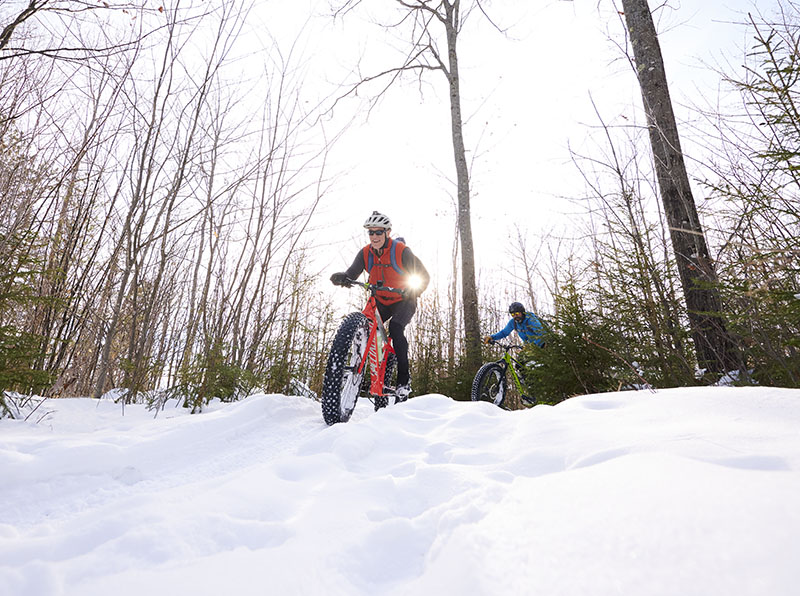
[488,341,523,351]
[341,278,405,295]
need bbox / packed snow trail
[2,387,800,596]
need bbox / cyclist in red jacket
[330,211,430,400]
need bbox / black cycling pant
[376,298,417,386]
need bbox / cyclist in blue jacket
[483,301,545,406]
[484,302,546,347]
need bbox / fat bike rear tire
[471,363,507,408]
[321,312,370,425]
[372,353,397,411]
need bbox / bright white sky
[245,0,773,303]
[2,386,799,595]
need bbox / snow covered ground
[2,386,799,596]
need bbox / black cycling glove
[330,272,348,286]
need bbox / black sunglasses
[368,230,385,236]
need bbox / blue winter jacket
[491,312,546,347]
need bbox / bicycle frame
[358,290,395,397]
[500,346,526,397]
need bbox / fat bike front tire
[321,312,370,425]
[471,363,507,408]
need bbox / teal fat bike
[471,342,536,409]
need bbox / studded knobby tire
[321,312,370,425]
[372,352,397,411]
[471,362,507,408]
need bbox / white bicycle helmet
[363,210,392,229]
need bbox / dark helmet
[508,302,525,314]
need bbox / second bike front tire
[471,362,507,408]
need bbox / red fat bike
[321,280,403,425]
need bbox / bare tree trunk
[620,0,741,373]
[441,0,481,373]
[93,9,178,398]
[447,218,459,376]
